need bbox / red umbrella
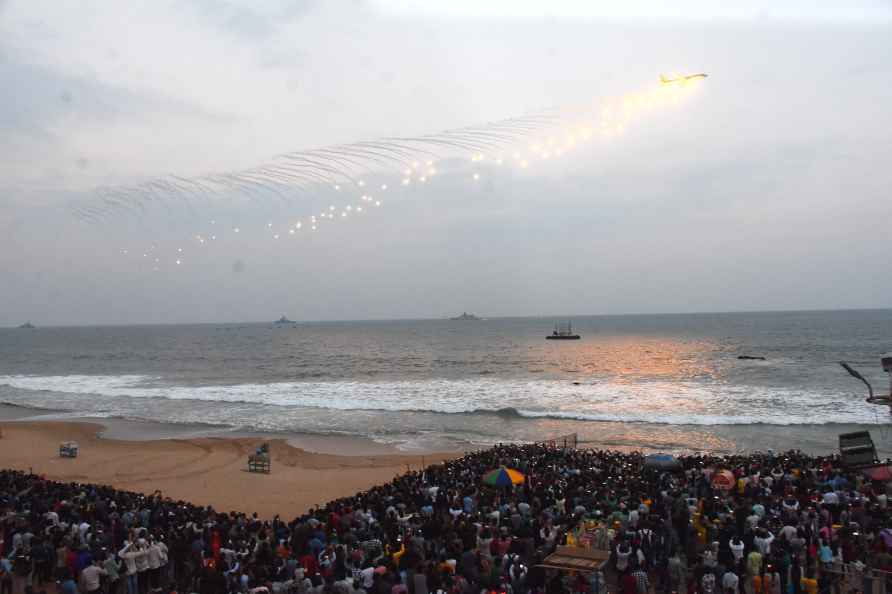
[862,466,892,482]
[711,470,736,491]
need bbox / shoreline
[0,403,446,455]
[2,406,891,520]
[3,403,891,458]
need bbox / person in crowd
[1,445,890,594]
[79,558,106,594]
[118,540,142,594]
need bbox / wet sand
[0,404,431,454]
[572,420,892,458]
[0,418,458,519]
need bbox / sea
[1,310,890,453]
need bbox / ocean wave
[0,373,880,426]
[480,408,874,426]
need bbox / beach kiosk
[838,431,879,469]
[248,443,271,473]
[539,518,611,577]
[539,546,611,574]
[59,441,79,458]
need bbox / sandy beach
[1,401,889,522]
[0,417,458,519]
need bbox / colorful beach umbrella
[482,466,525,487]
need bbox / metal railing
[819,561,892,594]
[536,433,578,450]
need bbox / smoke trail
[74,77,706,229]
[73,110,565,222]
[86,77,706,270]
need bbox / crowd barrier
[536,433,578,450]
[820,561,892,594]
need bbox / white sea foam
[0,373,879,426]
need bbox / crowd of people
[2,444,891,594]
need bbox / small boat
[273,316,296,326]
[18,321,36,329]
[546,321,580,340]
[450,312,481,320]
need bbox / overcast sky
[1,0,891,325]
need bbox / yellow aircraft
[660,73,708,85]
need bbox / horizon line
[4,306,890,329]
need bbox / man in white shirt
[722,570,739,594]
[119,541,142,594]
[730,537,745,563]
[146,537,167,590]
[779,524,797,542]
[754,530,774,555]
[360,566,375,589]
[628,509,639,529]
[80,559,107,594]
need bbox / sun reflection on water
[538,335,721,382]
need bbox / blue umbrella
[644,453,681,470]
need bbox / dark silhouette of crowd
[2,445,892,594]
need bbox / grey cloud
[182,0,320,39]
[0,49,235,145]
[1,6,891,325]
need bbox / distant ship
[18,321,36,329]
[273,316,296,326]
[546,321,580,340]
[450,312,481,320]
